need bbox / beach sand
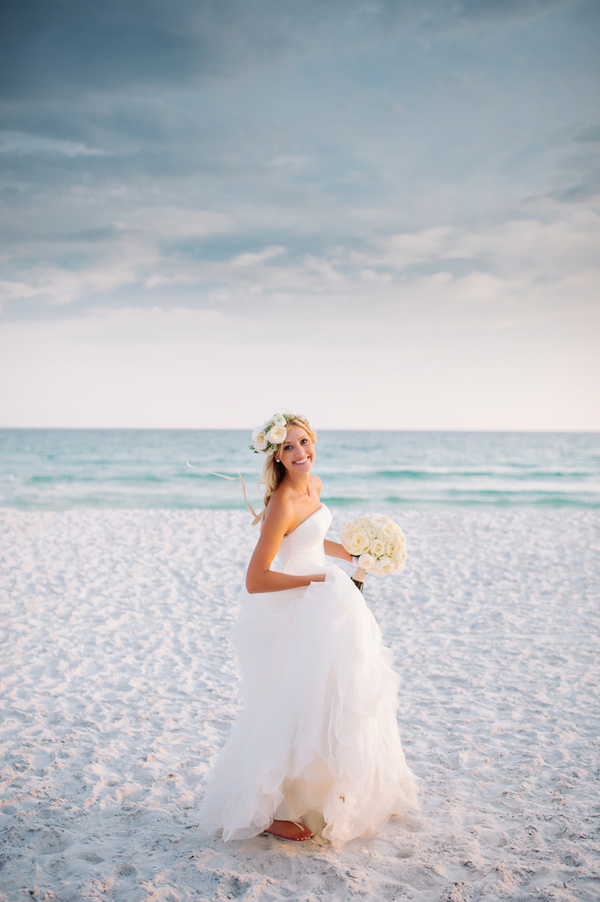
[0,507,598,902]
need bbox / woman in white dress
[198,413,417,845]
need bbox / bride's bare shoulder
[312,474,322,494]
[263,486,295,529]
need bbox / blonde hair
[257,415,317,523]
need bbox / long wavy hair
[257,415,317,524]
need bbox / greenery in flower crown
[249,411,299,454]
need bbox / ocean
[1,429,598,511]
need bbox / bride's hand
[310,574,326,583]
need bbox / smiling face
[278,424,316,474]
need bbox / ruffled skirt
[197,564,418,846]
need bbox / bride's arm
[324,539,352,562]
[245,495,326,594]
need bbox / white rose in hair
[272,413,287,427]
[252,428,268,451]
[267,424,287,444]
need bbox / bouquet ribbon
[351,567,367,593]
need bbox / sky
[0,0,599,430]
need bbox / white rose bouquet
[340,513,407,591]
[250,411,298,454]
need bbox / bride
[198,412,417,845]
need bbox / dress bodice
[275,504,332,575]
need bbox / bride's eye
[283,444,292,451]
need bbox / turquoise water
[0,429,598,510]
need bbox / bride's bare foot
[263,820,314,842]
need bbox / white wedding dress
[198,504,418,846]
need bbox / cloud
[0,131,109,157]
[574,124,600,143]
[2,206,598,329]
[430,0,580,29]
[0,234,157,307]
[0,0,587,104]
[356,211,600,281]
[231,246,286,267]
[0,0,380,102]
[0,279,39,300]
[1,0,217,99]
[0,0,597,428]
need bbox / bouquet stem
[351,567,367,593]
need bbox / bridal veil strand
[197,412,418,846]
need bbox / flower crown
[250,411,300,454]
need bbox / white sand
[0,507,599,902]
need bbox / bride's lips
[293,456,311,466]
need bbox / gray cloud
[575,124,600,143]
[0,0,598,336]
[1,0,244,99]
[1,0,586,102]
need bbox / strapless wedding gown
[198,504,418,846]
